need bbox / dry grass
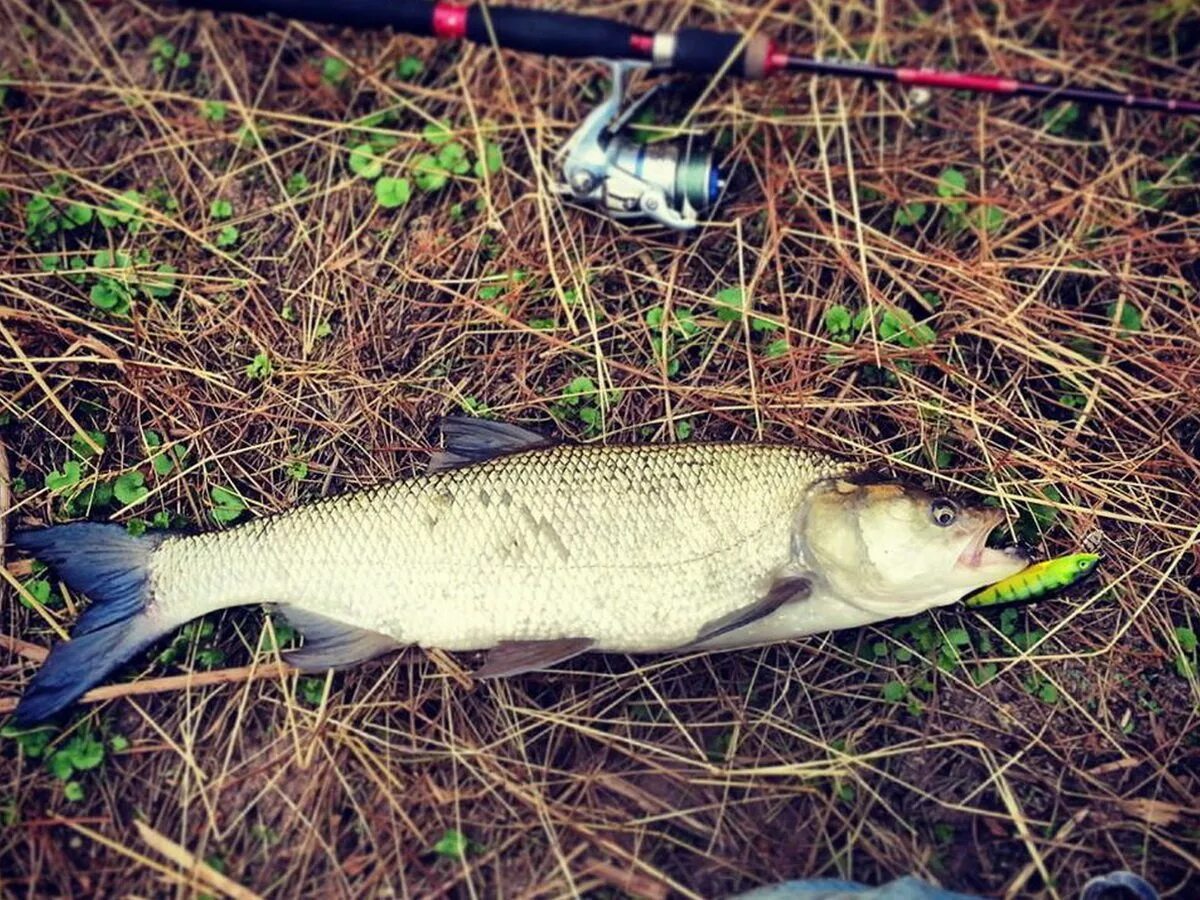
[2,0,1199,897]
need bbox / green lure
[963,553,1101,608]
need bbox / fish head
[800,478,1029,617]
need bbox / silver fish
[9,418,1026,723]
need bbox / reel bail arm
[556,61,725,230]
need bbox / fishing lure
[963,553,1101,608]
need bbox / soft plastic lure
[963,553,1101,608]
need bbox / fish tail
[10,523,172,725]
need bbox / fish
[7,417,1028,723]
[962,552,1100,608]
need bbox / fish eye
[930,498,958,527]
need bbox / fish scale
[149,443,852,653]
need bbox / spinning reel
[555,62,726,230]
[192,1,1200,230]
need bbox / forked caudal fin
[9,523,169,725]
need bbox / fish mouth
[956,511,1028,570]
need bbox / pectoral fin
[474,637,594,678]
[691,575,813,646]
[427,417,555,474]
[277,606,403,671]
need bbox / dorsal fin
[427,416,555,474]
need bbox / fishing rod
[186,0,1200,228]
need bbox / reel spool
[557,62,725,230]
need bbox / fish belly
[149,443,849,652]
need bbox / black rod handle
[188,0,439,34]
[178,1,780,77]
[184,0,647,60]
[463,5,643,60]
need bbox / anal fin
[474,637,594,679]
[277,606,402,672]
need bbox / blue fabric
[728,872,1159,900]
[728,876,978,900]
[1082,872,1159,900]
